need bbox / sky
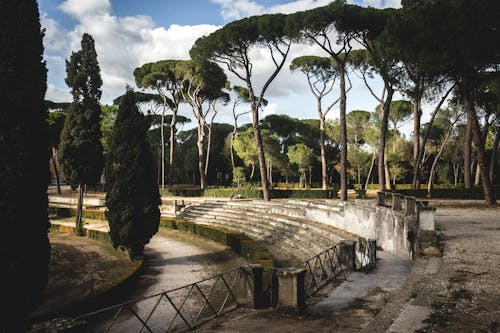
[39,0,406,131]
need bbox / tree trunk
[384,155,392,190]
[160,107,165,189]
[428,127,452,193]
[378,86,394,192]
[205,124,212,176]
[52,147,61,194]
[412,85,454,189]
[357,164,361,186]
[268,159,273,189]
[319,110,328,190]
[462,78,495,204]
[168,109,177,188]
[412,98,421,189]
[474,159,481,186]
[365,151,376,190]
[490,129,499,184]
[339,65,348,201]
[252,109,269,201]
[230,129,236,171]
[76,184,84,236]
[250,163,255,181]
[196,115,206,190]
[463,115,472,189]
[453,163,460,186]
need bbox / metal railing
[60,266,256,333]
[354,239,377,271]
[296,243,347,297]
[293,240,377,298]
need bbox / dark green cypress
[106,89,160,259]
[59,33,103,235]
[0,1,50,330]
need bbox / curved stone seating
[177,199,357,262]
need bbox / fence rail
[297,243,346,297]
[294,240,377,298]
[47,266,256,333]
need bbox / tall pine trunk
[251,107,269,201]
[365,151,376,190]
[168,109,177,188]
[412,85,454,189]
[463,116,472,189]
[412,98,421,189]
[462,78,495,204]
[160,107,165,189]
[490,129,499,184]
[319,109,328,190]
[196,115,206,190]
[339,65,348,200]
[378,86,394,192]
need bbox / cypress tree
[106,89,160,259]
[58,33,103,235]
[0,1,50,330]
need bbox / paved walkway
[312,252,411,315]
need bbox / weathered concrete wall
[303,200,417,260]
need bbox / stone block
[277,267,306,313]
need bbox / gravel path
[361,205,500,333]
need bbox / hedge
[160,188,203,197]
[393,186,500,199]
[203,188,263,198]
[49,207,107,220]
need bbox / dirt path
[115,229,247,301]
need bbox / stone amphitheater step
[177,199,357,261]
[181,213,313,261]
[187,200,356,241]
[184,205,340,251]
[180,210,322,255]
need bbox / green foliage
[100,105,118,152]
[232,166,246,186]
[233,128,258,171]
[59,33,104,186]
[288,143,314,174]
[346,110,371,144]
[0,1,50,328]
[203,188,263,198]
[290,55,338,80]
[394,187,500,199]
[47,109,67,148]
[106,90,161,259]
[160,188,203,197]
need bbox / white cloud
[359,0,401,8]
[263,103,278,115]
[46,83,71,102]
[41,13,69,52]
[210,0,333,20]
[59,0,111,18]
[43,1,219,104]
[211,0,400,21]
[210,0,264,20]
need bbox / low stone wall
[298,193,425,260]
